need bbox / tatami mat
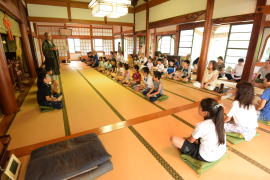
[7,85,65,150]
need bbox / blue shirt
[260,88,270,121]
[167,66,175,74]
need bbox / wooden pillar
[145,0,150,57]
[0,36,19,114]
[120,26,124,53]
[175,25,180,56]
[197,0,215,82]
[242,0,267,81]
[112,27,115,52]
[20,23,37,78]
[90,25,94,51]
[133,11,136,56]
[152,28,157,57]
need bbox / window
[114,38,121,52]
[71,28,90,36]
[94,39,103,51]
[125,37,134,55]
[38,26,60,35]
[260,35,270,62]
[68,38,80,53]
[53,39,67,57]
[178,30,194,56]
[225,24,253,67]
[94,39,113,54]
[80,39,91,55]
[208,25,230,61]
[93,28,113,36]
[158,36,174,55]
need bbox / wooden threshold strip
[10,101,199,158]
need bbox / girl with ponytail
[171,98,226,162]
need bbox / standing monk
[42,32,60,78]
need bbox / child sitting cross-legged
[174,60,191,82]
[256,73,270,123]
[120,64,131,84]
[166,60,176,79]
[225,82,258,141]
[135,67,153,92]
[171,98,226,162]
[143,71,163,102]
[130,65,142,87]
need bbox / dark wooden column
[152,28,157,57]
[0,36,19,114]
[120,26,124,53]
[145,0,150,57]
[197,0,215,82]
[242,0,267,81]
[20,23,37,78]
[175,25,180,55]
[133,12,136,55]
[90,25,94,51]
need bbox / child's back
[259,88,270,121]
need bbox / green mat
[40,106,54,112]
[226,132,259,145]
[258,120,270,126]
[181,154,226,175]
[158,94,169,102]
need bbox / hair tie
[214,104,224,109]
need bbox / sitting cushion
[40,106,54,112]
[226,132,259,145]
[158,94,168,102]
[25,133,112,180]
[258,120,270,126]
[181,154,226,175]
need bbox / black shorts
[180,140,208,162]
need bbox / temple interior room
[1,0,270,179]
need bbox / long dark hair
[200,98,225,145]
[208,60,218,71]
[235,81,254,109]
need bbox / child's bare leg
[171,136,185,149]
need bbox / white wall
[213,0,257,19]
[149,0,207,22]
[27,4,68,18]
[135,10,146,31]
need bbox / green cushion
[180,154,226,175]
[226,132,244,139]
[226,132,259,145]
[158,95,168,102]
[40,106,54,112]
[258,120,270,126]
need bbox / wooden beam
[242,0,267,81]
[0,0,22,22]
[152,28,157,57]
[26,0,67,6]
[90,25,94,51]
[256,5,270,14]
[212,13,255,24]
[120,26,124,53]
[264,20,270,27]
[135,0,169,13]
[149,10,206,29]
[28,17,134,27]
[179,22,205,30]
[197,0,215,82]
[153,31,177,36]
[135,30,146,35]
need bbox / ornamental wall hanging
[3,14,14,41]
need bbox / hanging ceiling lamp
[88,0,131,18]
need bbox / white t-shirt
[227,101,258,129]
[192,119,226,162]
[234,64,244,77]
[147,62,153,71]
[157,64,165,72]
[144,75,153,88]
